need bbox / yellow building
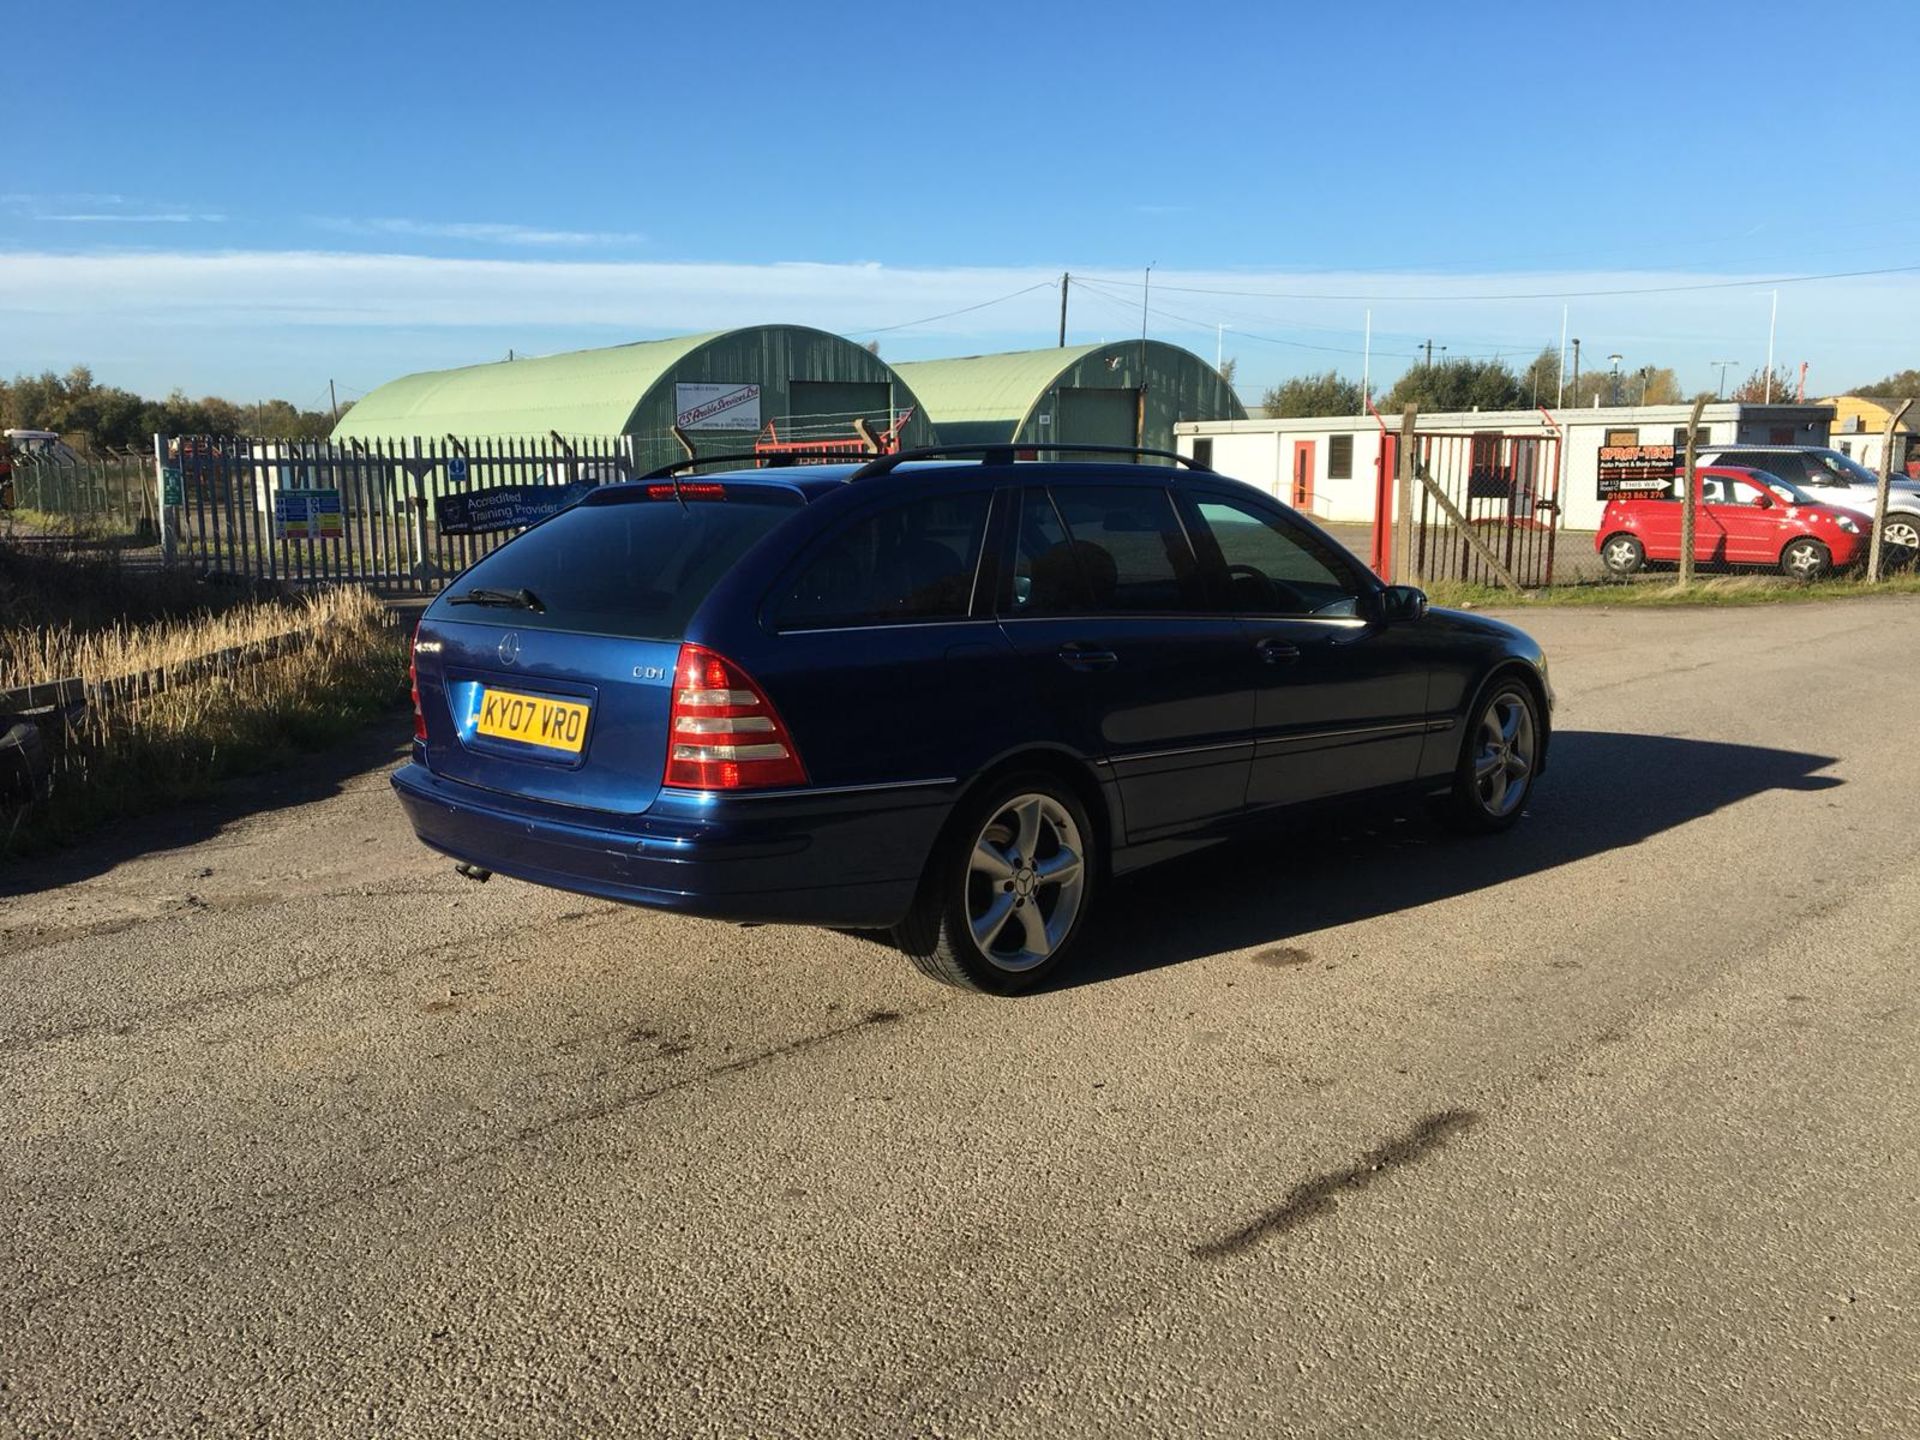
[1821,395,1919,475]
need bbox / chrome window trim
[773,619,997,637]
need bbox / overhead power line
[852,281,1056,337]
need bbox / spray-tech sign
[674,383,762,431]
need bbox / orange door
[1291,440,1316,511]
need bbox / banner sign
[674,382,762,431]
[435,481,594,536]
[274,488,343,539]
[1597,444,1677,498]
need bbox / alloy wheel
[1472,692,1536,819]
[965,793,1087,972]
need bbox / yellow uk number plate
[475,688,590,754]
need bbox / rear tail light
[409,622,427,742]
[665,645,806,791]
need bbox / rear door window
[1029,485,1208,614]
[772,491,990,629]
[432,486,803,640]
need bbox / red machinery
[754,409,915,463]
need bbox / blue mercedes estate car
[393,445,1551,993]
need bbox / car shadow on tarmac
[0,715,414,898]
[1056,731,1842,991]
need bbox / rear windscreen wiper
[447,586,545,612]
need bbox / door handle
[1257,639,1301,665]
[1057,644,1118,672]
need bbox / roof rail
[849,442,1214,482]
[638,452,808,481]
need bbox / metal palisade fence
[153,434,634,591]
[5,448,155,538]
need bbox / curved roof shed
[331,326,937,471]
[893,340,1245,457]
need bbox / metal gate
[156,434,633,591]
[1407,429,1563,588]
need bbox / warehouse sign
[1597,444,1677,498]
[435,481,595,536]
[674,382,762,431]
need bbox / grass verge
[1427,573,1920,609]
[3,559,406,856]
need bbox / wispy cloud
[1,193,224,223]
[2,249,1914,399]
[37,211,225,223]
[315,217,648,247]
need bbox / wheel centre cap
[1014,866,1037,897]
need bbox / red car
[1596,465,1869,580]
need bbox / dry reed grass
[3,563,405,853]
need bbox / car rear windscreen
[433,488,804,641]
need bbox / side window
[773,491,989,629]
[1757,453,1811,485]
[1019,485,1206,615]
[1010,488,1090,615]
[1192,494,1362,617]
[1327,434,1354,480]
[1727,479,1771,507]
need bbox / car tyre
[1600,533,1645,577]
[1880,515,1920,566]
[1437,679,1540,835]
[893,773,1096,994]
[1780,537,1830,581]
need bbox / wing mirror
[1377,585,1429,623]
[1754,493,1774,509]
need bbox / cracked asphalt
[3,598,1916,1437]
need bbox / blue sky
[6,0,1918,407]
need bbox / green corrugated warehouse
[330,325,937,471]
[891,340,1245,458]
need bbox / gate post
[151,433,174,565]
[1393,405,1418,586]
[407,437,433,582]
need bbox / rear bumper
[390,762,951,928]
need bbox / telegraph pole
[328,379,339,423]
[1712,359,1738,400]
[1571,338,1581,406]
[1058,272,1069,348]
